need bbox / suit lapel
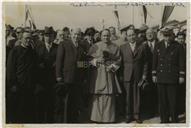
[125,43,133,58]
[133,42,140,57]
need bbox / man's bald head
[71,28,82,42]
[146,28,155,41]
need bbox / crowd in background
[5,23,186,124]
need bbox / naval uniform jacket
[152,40,185,84]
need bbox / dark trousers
[177,83,186,115]
[157,83,178,123]
[141,81,158,116]
[6,89,35,123]
[124,81,141,120]
[54,83,82,123]
[35,85,55,123]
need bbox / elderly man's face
[101,30,110,43]
[126,29,136,43]
[109,27,116,35]
[22,33,32,47]
[72,29,81,42]
[16,28,23,39]
[177,35,185,44]
[146,29,155,41]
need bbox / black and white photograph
[2,1,190,127]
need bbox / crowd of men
[5,23,186,124]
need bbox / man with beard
[6,32,37,123]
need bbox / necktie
[150,42,154,52]
[166,42,170,48]
[47,44,51,52]
[130,43,135,52]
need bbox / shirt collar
[72,39,78,47]
[129,41,136,46]
[45,42,52,48]
[148,40,155,46]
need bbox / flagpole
[24,4,26,27]
[160,6,163,28]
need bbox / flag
[113,10,121,30]
[25,5,36,30]
[142,6,147,24]
[162,6,174,27]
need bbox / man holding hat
[6,31,37,123]
[152,27,185,123]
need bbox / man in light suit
[120,29,148,123]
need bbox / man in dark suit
[35,27,58,123]
[176,32,186,118]
[152,28,185,123]
[120,29,148,123]
[142,28,159,116]
[6,32,37,123]
[56,28,87,123]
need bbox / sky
[3,2,188,31]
